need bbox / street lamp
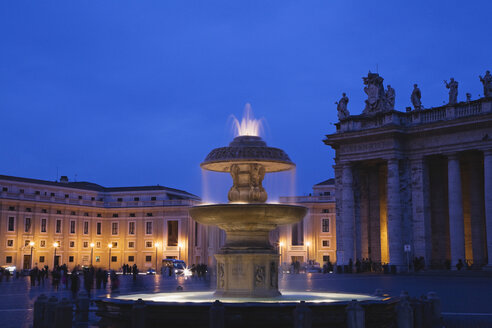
[306,241,311,263]
[279,241,284,265]
[178,242,183,260]
[53,242,59,268]
[108,243,113,270]
[90,243,95,267]
[155,242,160,274]
[29,241,35,269]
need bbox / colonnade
[338,149,492,270]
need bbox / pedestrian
[71,271,79,299]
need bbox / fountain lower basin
[95,291,396,328]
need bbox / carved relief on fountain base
[214,253,281,298]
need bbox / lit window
[24,217,31,232]
[7,240,13,247]
[83,242,88,248]
[8,217,15,232]
[40,240,46,247]
[322,218,330,233]
[146,241,153,248]
[41,218,47,233]
[128,241,135,248]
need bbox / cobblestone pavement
[0,272,491,327]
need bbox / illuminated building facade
[278,179,337,265]
[0,174,211,271]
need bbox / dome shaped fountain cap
[200,135,295,173]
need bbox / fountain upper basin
[189,203,307,232]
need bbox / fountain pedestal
[215,253,280,298]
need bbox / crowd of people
[0,263,141,299]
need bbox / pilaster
[386,158,403,267]
[447,153,465,268]
[410,157,431,263]
[483,150,492,267]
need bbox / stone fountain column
[190,135,307,298]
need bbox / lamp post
[155,242,160,274]
[306,241,310,263]
[279,241,284,265]
[178,242,183,260]
[29,241,35,269]
[90,243,95,267]
[108,243,113,270]
[53,242,59,268]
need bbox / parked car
[162,259,191,276]
[146,268,156,275]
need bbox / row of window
[6,239,164,249]
[4,255,156,264]
[5,217,168,235]
[4,206,158,218]
[1,186,166,203]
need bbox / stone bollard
[75,290,90,324]
[409,297,425,328]
[33,294,48,328]
[427,292,442,327]
[44,296,59,328]
[132,298,146,328]
[396,299,414,328]
[346,300,364,328]
[293,301,312,328]
[420,295,433,328]
[55,297,73,328]
[209,300,225,328]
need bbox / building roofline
[0,174,199,199]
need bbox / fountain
[189,107,306,298]
[95,106,396,327]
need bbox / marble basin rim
[189,203,307,231]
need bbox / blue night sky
[1,1,491,198]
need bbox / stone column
[386,158,403,267]
[341,164,355,266]
[447,153,465,268]
[410,157,431,263]
[484,150,492,267]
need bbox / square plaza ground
[0,272,491,328]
